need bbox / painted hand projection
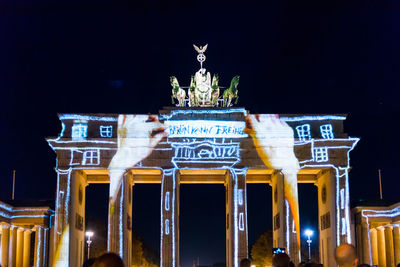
[244,114,301,247]
[108,115,166,203]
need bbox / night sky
[1,1,400,266]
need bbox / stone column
[16,228,24,267]
[377,227,387,267]
[361,222,371,264]
[48,221,55,267]
[53,168,72,259]
[108,171,133,266]
[23,230,32,267]
[9,225,18,267]
[1,223,10,267]
[69,170,87,267]
[226,168,248,267]
[271,171,285,249]
[270,169,301,264]
[356,223,363,262]
[385,225,395,267]
[393,225,400,266]
[337,168,352,245]
[270,170,300,264]
[43,228,49,267]
[34,226,44,267]
[315,169,337,267]
[160,168,180,267]
[370,228,379,266]
[285,174,300,265]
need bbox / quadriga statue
[211,74,220,106]
[170,76,186,107]
[222,75,240,107]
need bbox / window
[342,218,346,235]
[239,213,245,231]
[100,125,113,137]
[314,147,328,162]
[296,124,311,141]
[238,189,243,205]
[165,192,170,211]
[165,219,170,235]
[340,189,345,209]
[82,150,100,165]
[320,124,334,139]
[72,124,88,140]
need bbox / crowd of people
[83,244,400,267]
[241,243,400,267]
[258,244,365,267]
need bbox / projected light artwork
[45,45,359,267]
[47,109,359,267]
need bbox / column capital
[231,167,248,175]
[17,227,25,233]
[123,170,135,185]
[320,169,331,176]
[23,229,32,234]
[32,225,42,232]
[377,226,385,231]
[0,222,10,229]
[384,224,394,230]
[77,170,89,187]
[370,227,377,233]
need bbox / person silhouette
[92,252,124,267]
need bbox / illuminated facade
[353,202,400,267]
[47,108,359,267]
[0,201,54,267]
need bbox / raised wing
[202,44,208,53]
[193,44,201,53]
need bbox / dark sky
[1,0,400,266]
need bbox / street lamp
[86,231,94,259]
[304,229,313,262]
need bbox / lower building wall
[353,203,400,267]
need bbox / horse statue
[188,75,198,107]
[211,74,220,106]
[170,76,186,107]
[222,75,240,107]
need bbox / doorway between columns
[180,184,226,267]
[246,184,272,258]
[298,184,319,263]
[132,184,161,266]
[85,184,109,260]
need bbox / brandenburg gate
[47,44,359,267]
[47,109,359,267]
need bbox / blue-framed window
[71,124,88,140]
[296,124,311,141]
[320,124,334,139]
[314,147,329,162]
[82,150,100,165]
[100,125,113,137]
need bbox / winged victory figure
[193,44,208,54]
